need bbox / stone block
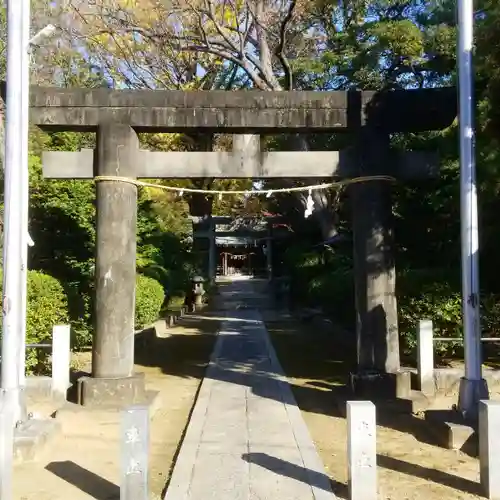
[25,376,54,399]
[377,390,430,414]
[14,418,61,463]
[425,409,477,454]
[77,373,146,407]
[479,400,500,499]
[417,319,435,395]
[347,400,377,500]
[351,371,408,400]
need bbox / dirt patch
[13,314,219,500]
[267,320,483,500]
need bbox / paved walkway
[164,279,335,500]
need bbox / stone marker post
[121,405,149,500]
[51,324,71,398]
[347,400,377,500]
[479,400,500,499]
[79,124,145,406]
[417,319,434,395]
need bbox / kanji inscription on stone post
[121,405,149,500]
[347,400,377,500]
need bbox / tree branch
[275,0,297,90]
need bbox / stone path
[164,279,335,500]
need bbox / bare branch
[275,0,297,90]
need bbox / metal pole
[2,0,24,423]
[18,0,31,413]
[0,3,25,497]
[457,0,488,418]
[18,20,56,411]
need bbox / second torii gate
[28,86,456,406]
[190,215,286,281]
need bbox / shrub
[313,267,355,326]
[0,270,69,374]
[135,274,165,329]
[398,280,463,357]
[284,246,356,325]
[398,270,500,359]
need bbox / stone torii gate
[27,86,456,406]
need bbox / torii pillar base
[77,373,147,407]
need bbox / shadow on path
[242,452,348,499]
[377,455,481,496]
[240,451,481,499]
[45,461,119,500]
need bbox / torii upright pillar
[80,124,146,406]
[208,216,216,282]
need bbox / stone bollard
[166,315,175,328]
[51,325,71,399]
[347,401,377,500]
[121,405,149,500]
[417,319,434,395]
[479,400,500,499]
[395,371,411,399]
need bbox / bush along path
[0,269,166,376]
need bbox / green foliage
[398,271,500,359]
[135,275,165,330]
[0,270,69,375]
[27,132,195,348]
[284,245,355,326]
[397,273,463,357]
[286,255,500,360]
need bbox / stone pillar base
[77,372,146,407]
[350,370,411,400]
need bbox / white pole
[18,16,56,406]
[19,0,31,407]
[457,0,488,418]
[0,3,25,495]
[1,0,24,425]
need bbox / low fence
[416,319,500,395]
[13,324,71,399]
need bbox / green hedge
[398,276,500,358]
[286,255,500,360]
[135,274,165,329]
[0,270,69,374]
